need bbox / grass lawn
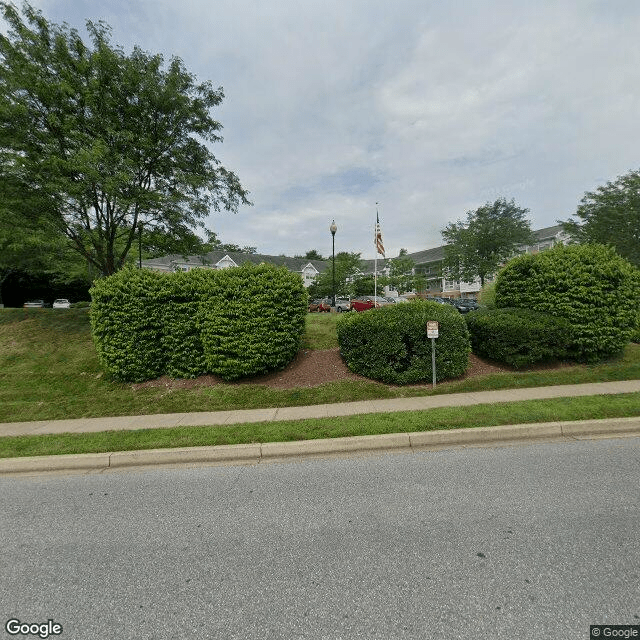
[1,308,639,424]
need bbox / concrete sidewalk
[1,379,639,438]
[1,380,639,475]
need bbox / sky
[6,0,640,259]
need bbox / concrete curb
[109,443,262,468]
[1,417,639,475]
[0,452,111,474]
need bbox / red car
[350,297,379,312]
[309,299,331,312]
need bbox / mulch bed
[132,348,520,391]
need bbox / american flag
[375,212,385,257]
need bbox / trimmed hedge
[90,268,168,382]
[336,300,470,384]
[161,270,208,379]
[465,307,572,367]
[495,244,640,362]
[197,264,308,381]
[90,264,308,382]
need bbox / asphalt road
[1,437,640,640]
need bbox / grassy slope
[1,309,639,424]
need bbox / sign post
[426,321,439,388]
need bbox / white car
[53,299,71,309]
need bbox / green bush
[336,300,470,384]
[465,308,572,367]
[90,267,168,382]
[160,271,208,379]
[495,244,640,362]
[71,301,91,308]
[198,263,308,381]
[90,264,308,382]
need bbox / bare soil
[132,348,518,390]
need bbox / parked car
[309,299,331,313]
[335,298,351,312]
[23,300,45,308]
[53,298,71,309]
[453,298,479,313]
[350,297,379,312]
[369,295,392,306]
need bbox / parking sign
[427,321,439,338]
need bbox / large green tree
[562,169,640,266]
[0,2,250,277]
[442,198,533,287]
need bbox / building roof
[405,245,446,265]
[402,225,567,267]
[143,250,328,273]
[532,224,565,240]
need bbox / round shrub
[90,267,168,382]
[336,300,470,384]
[465,307,572,367]
[495,244,640,362]
[160,270,208,379]
[198,263,308,381]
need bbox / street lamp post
[330,220,337,307]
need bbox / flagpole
[374,204,385,301]
[374,204,378,299]
[374,253,377,298]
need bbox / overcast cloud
[9,0,640,258]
